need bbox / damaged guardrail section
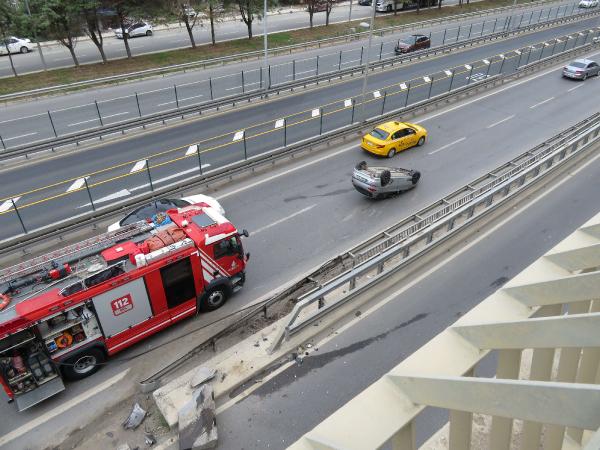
[268,111,600,352]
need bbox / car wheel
[387,4,392,11]
[62,348,105,381]
[411,171,421,185]
[201,285,230,311]
[417,136,426,146]
[380,170,391,187]
[146,30,153,36]
[356,161,368,170]
[583,73,588,80]
[20,46,29,54]
[387,148,396,158]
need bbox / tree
[324,0,333,26]
[201,0,223,45]
[105,0,164,58]
[35,0,83,67]
[171,0,200,47]
[438,0,442,9]
[234,0,276,39]
[81,0,107,62]
[0,1,18,76]
[306,0,317,28]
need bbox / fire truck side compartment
[91,278,153,338]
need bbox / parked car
[376,0,438,13]
[395,34,431,54]
[183,6,197,17]
[114,21,153,39]
[358,0,372,5]
[578,0,598,8]
[107,195,225,232]
[562,59,600,80]
[352,161,421,198]
[0,37,34,55]
[361,121,427,158]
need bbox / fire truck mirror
[241,229,249,238]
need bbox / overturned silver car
[352,161,420,198]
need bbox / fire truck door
[159,257,197,319]
[211,236,243,275]
[91,278,153,338]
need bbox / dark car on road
[359,0,372,5]
[394,34,431,54]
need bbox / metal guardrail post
[174,84,179,108]
[47,111,58,137]
[381,91,387,115]
[135,93,142,117]
[241,70,245,93]
[196,145,203,174]
[146,160,154,191]
[11,199,26,233]
[94,100,103,127]
[0,134,5,150]
[84,178,95,211]
[209,77,214,100]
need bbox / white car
[107,194,224,232]
[114,21,153,39]
[0,37,34,55]
[579,0,598,7]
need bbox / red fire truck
[0,202,249,411]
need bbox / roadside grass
[0,0,539,95]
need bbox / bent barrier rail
[0,0,569,102]
[268,111,600,352]
[0,35,597,256]
[2,8,599,158]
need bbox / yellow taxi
[361,121,427,158]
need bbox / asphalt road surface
[0,0,536,78]
[0,15,598,240]
[215,127,600,450]
[0,0,585,145]
[1,38,600,449]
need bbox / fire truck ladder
[0,222,154,284]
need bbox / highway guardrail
[0,0,576,102]
[3,9,598,160]
[0,33,597,257]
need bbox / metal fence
[0,0,571,99]
[0,26,598,245]
[0,1,591,150]
[269,110,600,351]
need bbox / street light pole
[358,0,377,122]
[24,0,47,71]
[348,0,354,22]
[263,0,269,91]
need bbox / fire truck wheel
[62,348,105,381]
[201,285,231,311]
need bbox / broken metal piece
[122,402,147,430]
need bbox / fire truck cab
[0,203,248,411]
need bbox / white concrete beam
[452,312,600,349]
[545,243,600,272]
[389,375,600,430]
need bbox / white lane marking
[428,137,466,155]
[78,188,131,208]
[0,369,130,447]
[225,86,241,91]
[253,205,317,235]
[103,112,129,118]
[568,84,584,92]
[181,94,204,101]
[218,51,600,201]
[3,132,37,141]
[0,197,20,213]
[52,57,73,62]
[129,165,211,192]
[157,100,176,106]
[217,126,600,416]
[68,118,99,127]
[486,115,516,129]
[67,177,88,192]
[529,96,555,109]
[130,160,147,173]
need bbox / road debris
[178,384,218,449]
[123,403,147,430]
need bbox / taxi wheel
[387,149,396,158]
[417,137,426,146]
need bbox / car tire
[380,170,391,187]
[20,46,29,54]
[417,137,426,146]
[583,73,588,80]
[356,161,368,170]
[62,347,105,381]
[200,285,230,312]
[411,171,421,185]
[387,148,396,158]
[146,30,153,36]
